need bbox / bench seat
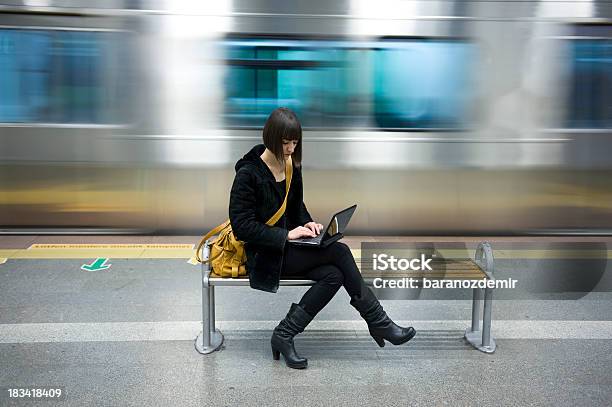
[208,259,487,284]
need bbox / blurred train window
[567,26,612,129]
[223,37,370,128]
[0,28,130,124]
[222,36,475,130]
[372,38,477,129]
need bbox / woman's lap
[281,241,349,277]
[281,241,363,297]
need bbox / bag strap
[195,220,230,263]
[195,156,293,263]
[265,155,293,226]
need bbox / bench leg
[465,242,497,353]
[195,246,224,355]
[470,287,482,333]
[196,285,224,354]
[481,286,495,351]
[209,285,216,333]
[464,286,496,353]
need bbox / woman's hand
[304,221,324,235]
[288,226,317,240]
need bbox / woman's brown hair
[262,107,302,167]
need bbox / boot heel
[373,336,385,347]
[270,303,313,369]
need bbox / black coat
[229,144,313,293]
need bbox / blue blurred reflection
[373,39,476,129]
[567,39,612,128]
[222,37,477,129]
[0,28,130,124]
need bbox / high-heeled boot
[271,303,314,369]
[350,286,416,347]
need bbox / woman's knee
[314,265,344,287]
[330,241,352,257]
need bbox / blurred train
[0,0,611,235]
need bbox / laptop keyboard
[291,233,324,244]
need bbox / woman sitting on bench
[229,107,416,369]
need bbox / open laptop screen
[333,205,357,235]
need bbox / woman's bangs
[283,122,302,141]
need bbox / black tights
[281,241,366,317]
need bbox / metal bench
[195,241,497,355]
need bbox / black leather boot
[350,286,416,347]
[271,303,314,369]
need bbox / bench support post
[470,287,481,332]
[482,286,493,347]
[195,240,224,354]
[464,242,496,354]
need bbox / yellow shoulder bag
[195,157,293,278]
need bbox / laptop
[288,205,357,248]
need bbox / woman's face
[282,139,298,159]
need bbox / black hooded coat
[228,144,313,293]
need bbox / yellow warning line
[28,244,195,249]
[353,249,612,259]
[0,244,195,260]
[0,249,18,258]
[0,246,609,260]
[351,249,612,260]
[488,249,612,259]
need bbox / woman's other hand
[288,226,317,240]
[304,221,324,235]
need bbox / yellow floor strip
[351,249,612,259]
[0,245,609,261]
[28,244,194,249]
[0,249,19,258]
[1,244,194,260]
[488,249,612,259]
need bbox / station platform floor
[1,235,611,406]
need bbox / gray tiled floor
[1,237,611,406]
[2,338,611,406]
